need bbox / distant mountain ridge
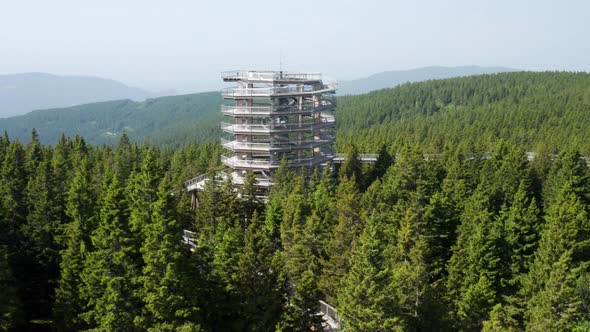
[337,66,519,95]
[0,73,158,118]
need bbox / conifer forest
[2,72,590,331]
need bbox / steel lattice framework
[186,70,336,199]
[221,70,336,190]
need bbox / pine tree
[195,173,239,240]
[236,211,284,331]
[487,141,530,209]
[542,150,590,210]
[127,148,162,249]
[502,181,541,286]
[264,195,283,246]
[79,176,141,330]
[523,184,590,330]
[481,303,521,332]
[209,217,244,330]
[526,254,586,331]
[277,268,323,332]
[340,144,363,189]
[378,144,438,210]
[239,170,263,225]
[70,135,89,168]
[51,133,73,228]
[0,131,9,166]
[0,142,27,250]
[114,133,137,183]
[139,176,200,330]
[54,158,95,331]
[280,177,311,282]
[308,165,336,261]
[320,176,360,303]
[24,128,43,175]
[484,180,542,330]
[20,150,59,322]
[0,142,27,326]
[338,213,399,331]
[387,200,437,330]
[0,247,22,331]
[445,187,502,331]
[270,157,296,201]
[423,157,470,284]
[367,143,394,185]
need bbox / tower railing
[222,70,322,82]
[221,102,336,116]
[222,84,336,98]
[221,155,332,169]
[221,118,335,134]
[221,138,332,152]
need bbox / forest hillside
[0,91,223,147]
[337,71,590,155]
[2,72,589,156]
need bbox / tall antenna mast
[279,48,283,72]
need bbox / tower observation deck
[221,70,336,191]
[185,70,336,197]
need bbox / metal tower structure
[221,70,336,191]
[185,70,336,198]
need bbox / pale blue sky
[1,0,588,93]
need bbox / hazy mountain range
[337,66,519,95]
[0,73,165,118]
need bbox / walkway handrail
[319,300,343,329]
[221,155,332,168]
[184,173,208,188]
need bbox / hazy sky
[1,0,589,93]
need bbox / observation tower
[221,70,336,190]
[186,70,336,198]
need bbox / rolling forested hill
[1,71,589,155]
[337,71,590,155]
[0,91,223,147]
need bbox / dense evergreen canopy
[1,71,590,331]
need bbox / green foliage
[523,183,590,330]
[320,176,361,304]
[445,187,502,331]
[139,177,200,329]
[79,177,140,330]
[277,268,323,332]
[337,72,590,155]
[338,214,399,331]
[54,159,95,331]
[2,72,590,330]
[0,92,223,148]
[0,248,22,331]
[236,211,284,331]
